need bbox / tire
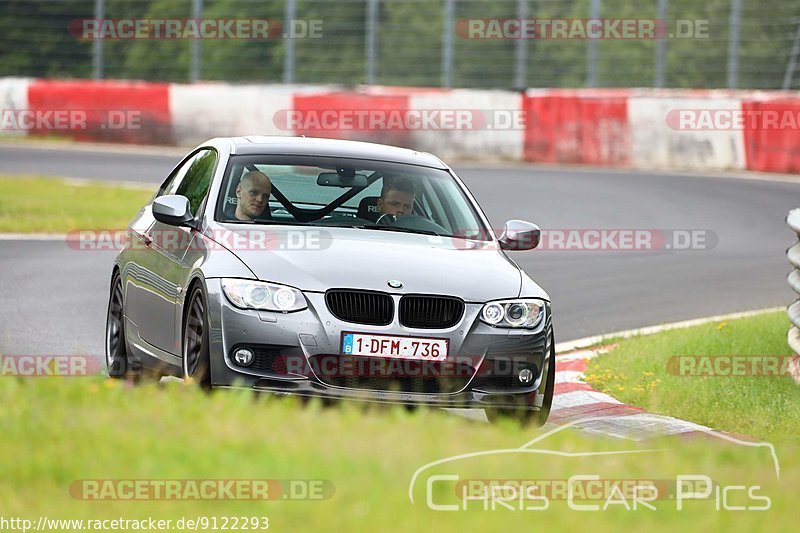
[105,271,136,380]
[183,284,211,390]
[486,330,556,428]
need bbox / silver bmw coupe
[106,136,554,425]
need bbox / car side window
[175,150,217,216]
[158,156,194,197]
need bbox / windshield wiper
[344,224,443,237]
[222,219,309,226]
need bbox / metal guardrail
[785,209,800,384]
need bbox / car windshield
[215,154,491,240]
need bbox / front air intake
[325,289,394,326]
[399,295,465,329]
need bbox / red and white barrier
[523,89,631,166]
[628,93,747,171]
[26,79,172,144]
[4,77,800,175]
[408,89,524,161]
[291,90,412,148]
[170,83,335,146]
[741,95,800,174]
[0,77,32,137]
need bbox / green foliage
[0,374,798,530]
[0,175,153,233]
[0,0,797,88]
[378,1,444,86]
[0,0,93,78]
[115,0,193,81]
[586,311,800,442]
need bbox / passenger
[234,171,272,220]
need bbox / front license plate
[341,333,448,361]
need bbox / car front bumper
[205,279,553,410]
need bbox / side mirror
[499,219,540,251]
[152,195,194,227]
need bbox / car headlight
[480,299,546,328]
[221,279,307,312]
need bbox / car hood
[212,225,548,302]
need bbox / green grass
[586,311,800,443]
[0,375,797,530]
[0,134,75,145]
[0,175,153,233]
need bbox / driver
[376,177,415,218]
[234,171,272,220]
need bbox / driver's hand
[376,213,397,226]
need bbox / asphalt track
[2,143,799,358]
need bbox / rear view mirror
[317,172,368,188]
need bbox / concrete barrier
[0,77,32,137]
[629,95,746,171]
[742,96,800,174]
[290,90,412,148]
[408,89,523,161]
[4,77,800,175]
[27,79,172,144]
[524,89,630,166]
[170,83,296,146]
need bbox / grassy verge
[0,175,153,233]
[0,134,75,145]
[585,310,800,443]
[0,375,797,530]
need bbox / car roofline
[194,135,448,170]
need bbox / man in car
[234,170,272,220]
[376,177,415,218]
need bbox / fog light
[518,368,534,384]
[233,348,254,367]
